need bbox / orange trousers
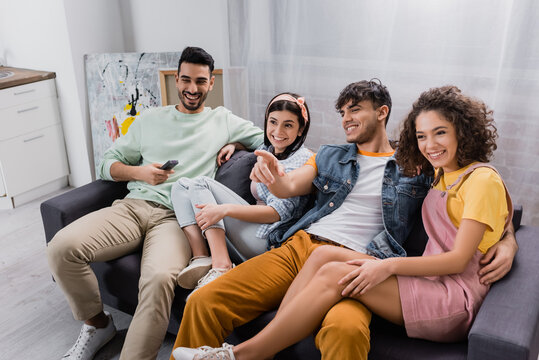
[170,230,372,360]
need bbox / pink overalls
[397,164,513,342]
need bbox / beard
[346,119,377,145]
[178,90,209,111]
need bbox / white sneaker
[186,267,231,301]
[172,343,236,360]
[62,311,116,360]
[177,256,213,289]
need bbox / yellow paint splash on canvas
[120,116,135,135]
[119,104,141,135]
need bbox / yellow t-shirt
[434,162,509,254]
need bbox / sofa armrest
[512,204,523,232]
[40,180,129,243]
[468,225,539,360]
[41,149,255,245]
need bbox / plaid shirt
[255,145,313,239]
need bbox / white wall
[0,0,126,186]
[0,0,94,187]
[119,0,230,68]
[63,0,126,178]
[0,0,229,186]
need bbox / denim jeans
[171,176,267,260]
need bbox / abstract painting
[85,51,181,173]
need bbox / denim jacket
[270,144,432,259]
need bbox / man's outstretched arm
[250,150,316,198]
[478,222,518,285]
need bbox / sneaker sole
[177,264,212,289]
[96,329,117,355]
[84,329,117,360]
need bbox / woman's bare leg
[233,261,347,360]
[233,260,402,360]
[277,245,372,314]
[205,228,233,270]
[351,274,403,325]
[182,224,232,270]
[182,225,208,257]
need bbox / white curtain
[224,0,539,226]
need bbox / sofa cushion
[215,150,257,205]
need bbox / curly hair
[396,86,498,177]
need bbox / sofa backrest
[215,150,257,205]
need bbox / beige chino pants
[47,198,191,360]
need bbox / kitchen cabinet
[0,68,69,209]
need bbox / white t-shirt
[305,150,393,253]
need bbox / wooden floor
[0,188,175,360]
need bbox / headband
[268,94,309,123]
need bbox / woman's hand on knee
[195,204,227,230]
[339,259,391,297]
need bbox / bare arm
[194,203,280,230]
[387,219,486,276]
[110,161,174,185]
[217,142,247,166]
[231,142,247,151]
[340,219,486,295]
[478,222,518,284]
[250,150,316,198]
[223,204,279,223]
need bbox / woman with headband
[170,93,312,293]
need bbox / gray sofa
[41,151,539,360]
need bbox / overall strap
[446,163,495,190]
[446,163,513,230]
